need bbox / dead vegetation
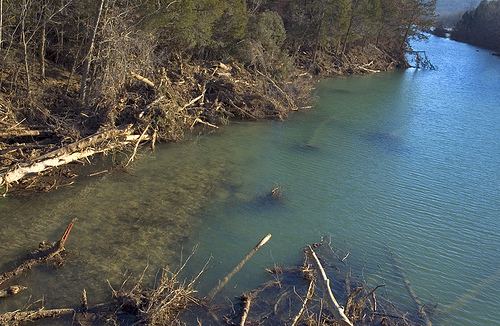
[0,229,435,326]
[0,0,403,196]
[0,0,417,195]
[191,238,434,326]
[0,40,314,195]
[0,3,398,196]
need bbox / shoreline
[0,42,404,196]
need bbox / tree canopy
[0,0,437,67]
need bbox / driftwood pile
[188,238,435,326]
[0,229,436,326]
[0,57,312,195]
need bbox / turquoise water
[1,35,499,325]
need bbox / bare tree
[21,0,31,95]
[39,0,46,79]
[80,0,105,103]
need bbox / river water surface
[1,35,499,325]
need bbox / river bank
[2,34,499,326]
[0,42,403,195]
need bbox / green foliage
[246,10,286,54]
[357,0,383,39]
[284,0,351,49]
[341,0,384,52]
[397,0,437,50]
[1,0,439,93]
[236,10,292,78]
[141,0,248,54]
[210,0,247,47]
[146,0,197,50]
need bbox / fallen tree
[0,125,141,194]
[0,219,77,325]
[305,245,354,326]
[0,57,313,195]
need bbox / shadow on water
[328,88,354,94]
[293,112,410,155]
[292,142,320,153]
[363,131,410,154]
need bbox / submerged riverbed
[1,35,499,325]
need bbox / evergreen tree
[397,0,436,50]
[451,0,500,51]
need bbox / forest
[450,0,500,51]
[0,0,436,192]
[0,1,445,325]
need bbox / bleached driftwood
[305,245,353,326]
[130,71,155,87]
[0,129,55,139]
[291,278,315,326]
[208,234,271,299]
[125,125,150,167]
[0,125,134,188]
[239,293,252,326]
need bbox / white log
[1,126,133,187]
[305,245,353,326]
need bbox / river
[1,35,499,325]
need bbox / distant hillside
[450,0,500,51]
[436,0,479,14]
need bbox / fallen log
[0,307,74,325]
[0,218,76,286]
[305,245,353,326]
[0,125,133,189]
[0,129,55,139]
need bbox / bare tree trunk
[80,0,105,103]
[341,0,360,55]
[40,0,46,80]
[341,18,352,55]
[21,0,31,95]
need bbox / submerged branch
[0,219,76,286]
[305,245,354,326]
[0,308,74,325]
[389,249,432,326]
[207,234,271,299]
